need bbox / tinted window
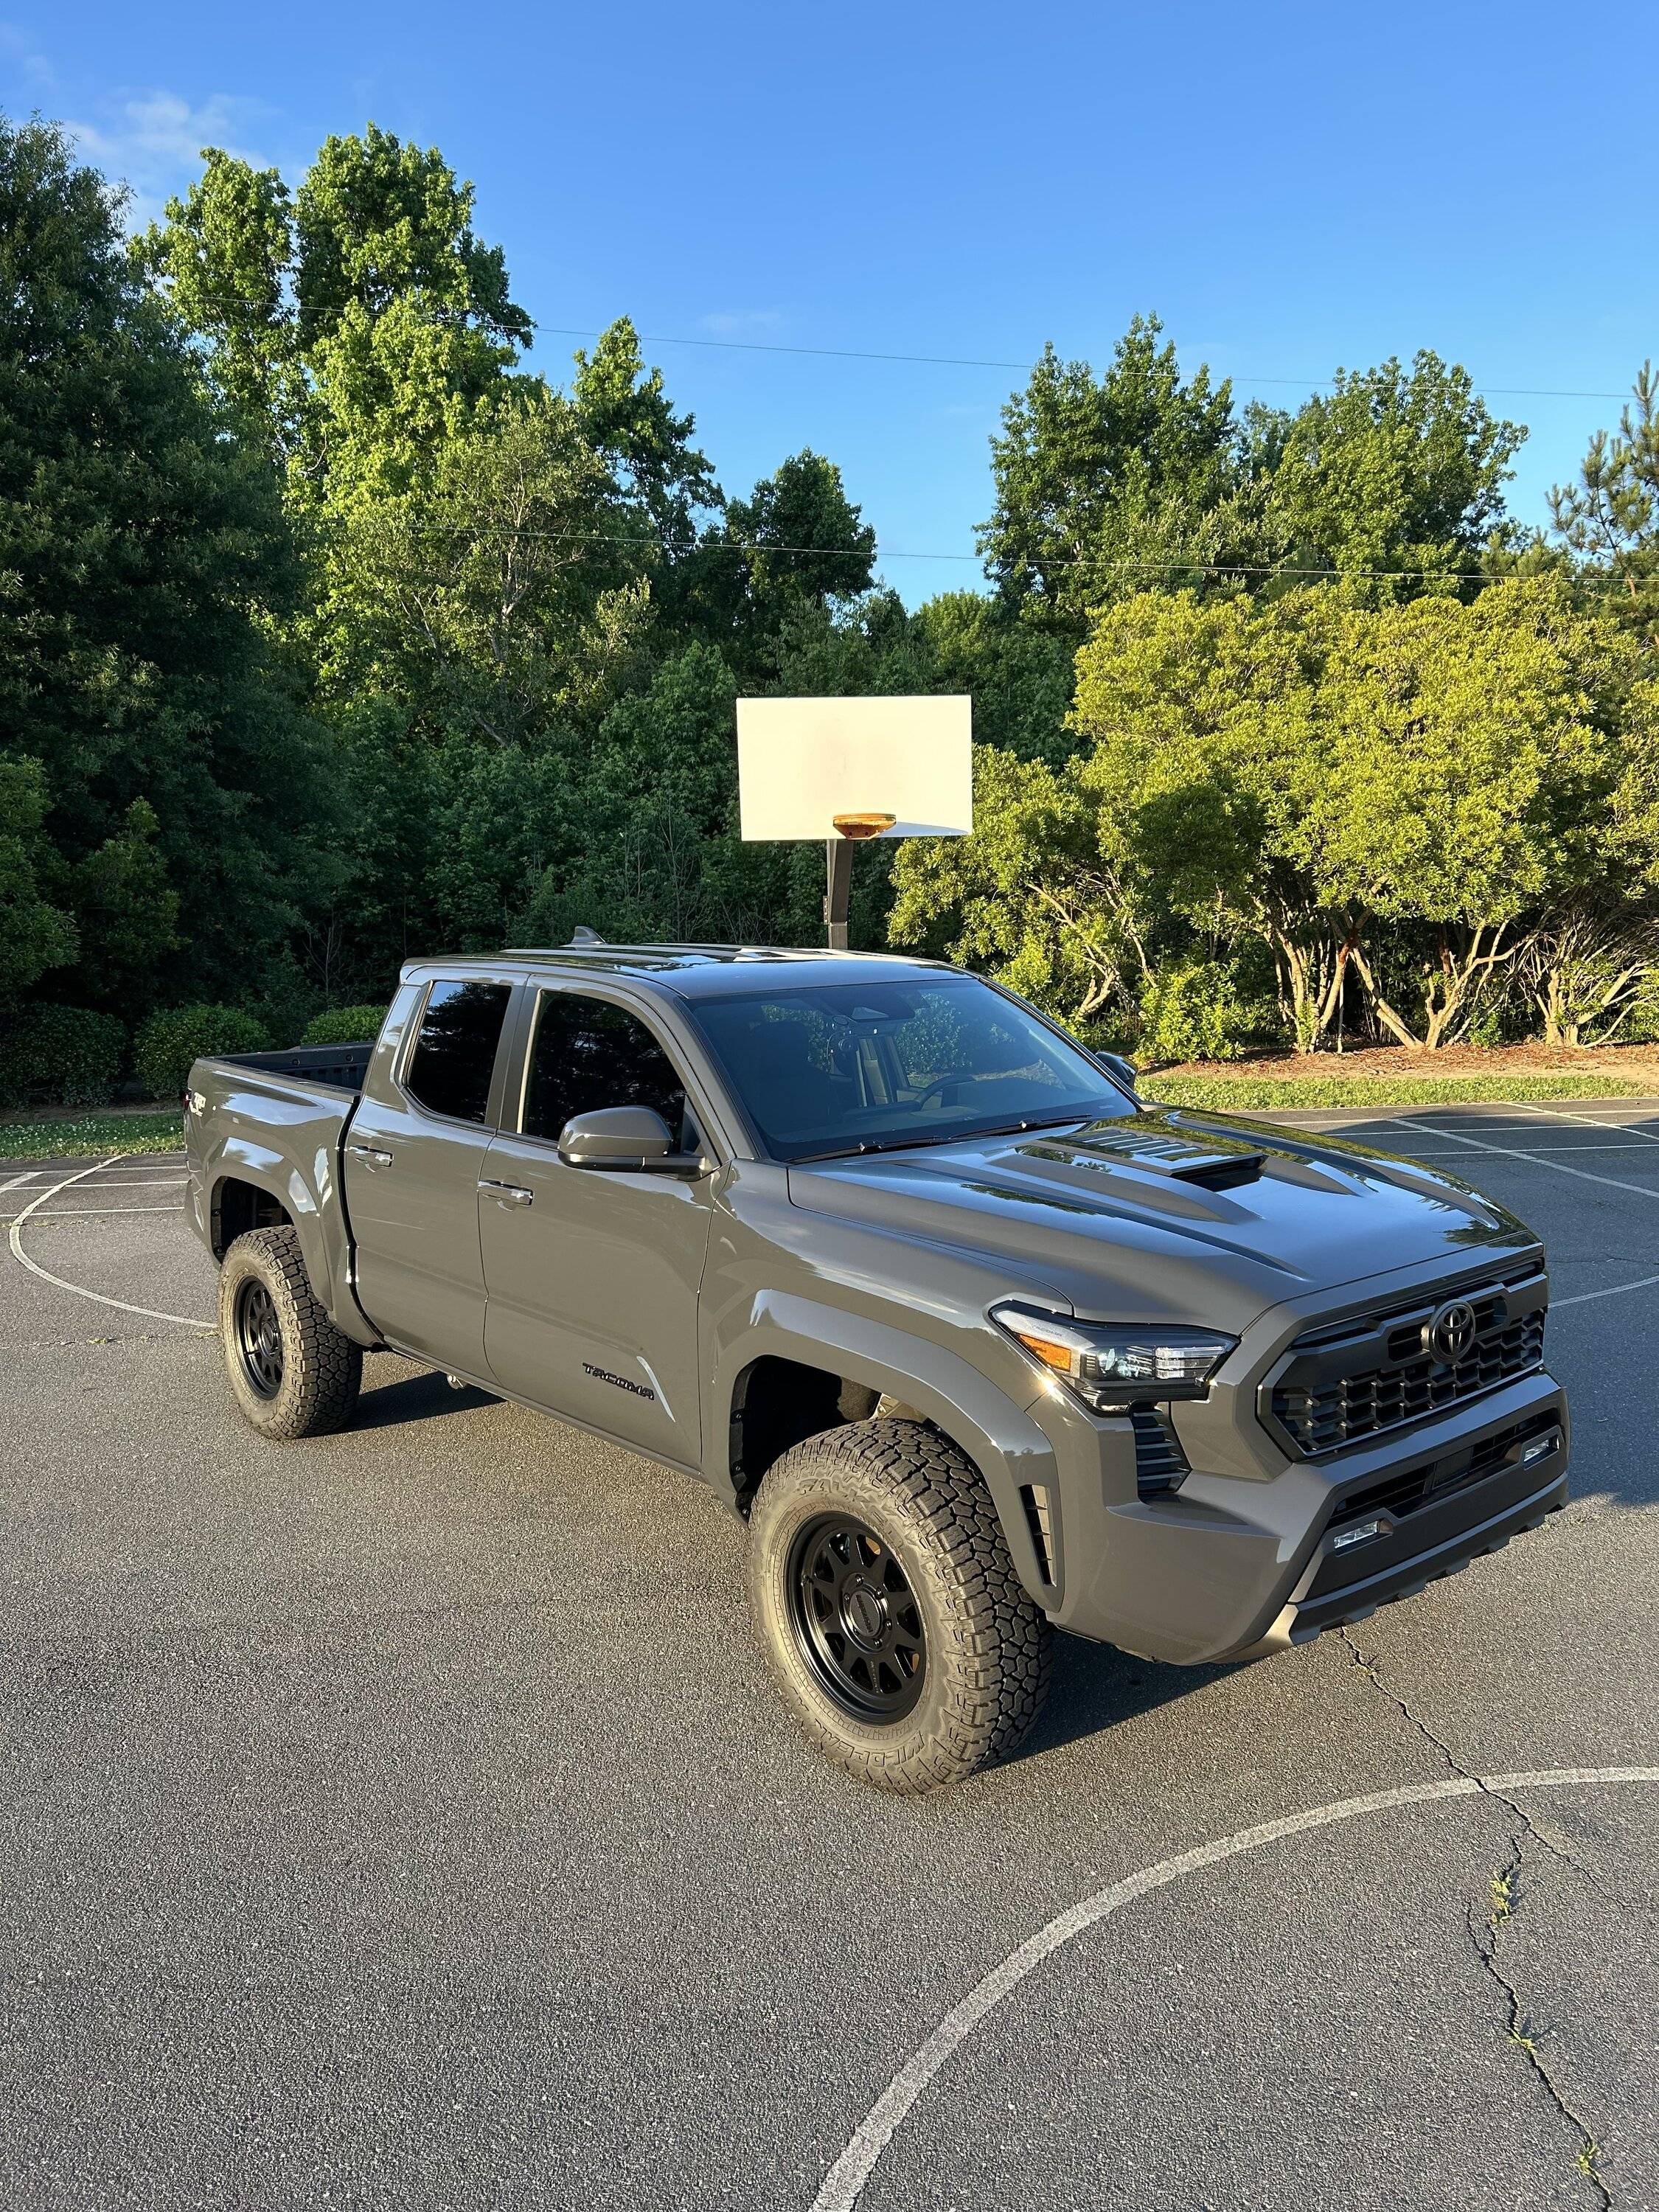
[403,980,512,1124]
[689,977,1128,1162]
[523,994,695,1149]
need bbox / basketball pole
[821,814,894,952]
[824,838,853,952]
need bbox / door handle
[349,1144,393,1169]
[479,1178,534,1208]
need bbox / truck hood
[785,1109,1540,1329]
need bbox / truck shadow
[1012,1633,1234,1764]
[350,1368,495,1431]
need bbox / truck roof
[411,943,956,1001]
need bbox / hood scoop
[1023,1120,1268,1192]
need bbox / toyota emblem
[1427,1298,1478,1365]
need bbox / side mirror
[557,1105,705,1175]
[1097,1051,1139,1095]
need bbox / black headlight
[991,1302,1237,1412]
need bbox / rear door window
[521,992,697,1150]
[403,980,512,1124]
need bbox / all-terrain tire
[747,1418,1051,1792]
[219,1226,363,1441]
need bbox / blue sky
[7,1,1654,604]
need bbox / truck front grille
[1264,1266,1547,1458]
[1328,1408,1562,1527]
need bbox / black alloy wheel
[786,1513,927,1721]
[234,1276,285,1399]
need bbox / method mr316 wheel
[218,1225,363,1441]
[748,1418,1051,1793]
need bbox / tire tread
[219,1225,361,1440]
[748,1419,1051,1792]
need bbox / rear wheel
[748,1419,1051,1792]
[219,1226,362,1440]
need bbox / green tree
[319,381,651,734]
[573,316,721,557]
[688,451,877,675]
[292,125,530,495]
[1301,582,1659,1043]
[889,743,1149,1027]
[55,798,181,1001]
[913,591,1076,763]
[138,148,299,455]
[0,759,77,1004]
[1259,351,1523,595]
[894,580,1652,1053]
[515,644,806,944]
[979,316,1245,631]
[0,113,337,1012]
[1549,361,1659,652]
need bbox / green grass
[1141,1072,1653,1112]
[0,1108,184,1161]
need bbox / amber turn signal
[1010,1329,1074,1371]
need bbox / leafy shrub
[1137,959,1280,1065]
[302,1004,387,1046]
[0,1005,125,1109]
[1621,973,1659,1045]
[134,1005,271,1100]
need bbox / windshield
[687,975,1133,1163]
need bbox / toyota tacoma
[184,945,1568,1790]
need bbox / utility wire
[302,512,1535,581]
[532,325,1633,405]
[149,285,1637,403]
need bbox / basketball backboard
[736,695,973,843]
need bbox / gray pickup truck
[185,943,1568,1790]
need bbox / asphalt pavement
[3,1102,1657,2211]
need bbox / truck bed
[211,1041,375,1093]
[185,1043,377,1316]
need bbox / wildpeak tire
[219,1226,363,1441]
[747,1418,1051,1792]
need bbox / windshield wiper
[791,1110,1099,1164]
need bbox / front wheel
[747,1419,1051,1792]
[219,1226,362,1440]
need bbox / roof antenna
[569,925,606,946]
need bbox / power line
[302,512,1528,580]
[150,285,1638,404]
[532,326,1634,405]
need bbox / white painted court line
[1554,1272,1659,1309]
[1403,1141,1659,1158]
[1512,1101,1659,1144]
[1394,1114,1659,1202]
[63,1177,187,1189]
[4,1204,184,1221]
[7,1157,212,1332]
[1386,1115,1659,1307]
[809,1766,1659,2212]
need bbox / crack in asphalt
[1467,1834,1613,2211]
[1340,1630,1615,2205]
[1338,1630,1604,1887]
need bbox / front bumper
[1229,1444,1565,1659]
[1027,1365,1568,1665]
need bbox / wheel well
[728,1355,888,1509]
[212,1176,292,1261]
